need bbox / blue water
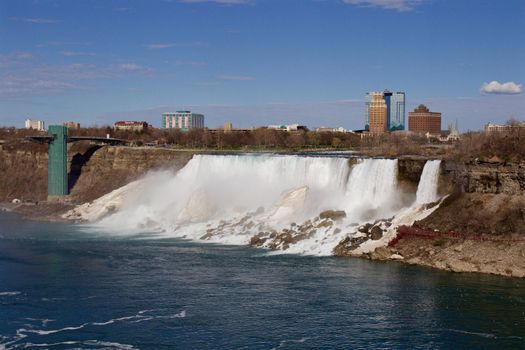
[1,212,524,349]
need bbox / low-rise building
[223,122,233,132]
[63,121,80,129]
[162,111,205,131]
[315,126,349,133]
[484,122,525,134]
[114,121,149,131]
[25,119,45,131]
[267,124,307,132]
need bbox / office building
[367,92,388,133]
[408,105,441,135]
[162,111,205,131]
[365,90,406,132]
[25,119,45,131]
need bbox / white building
[162,111,205,131]
[25,119,45,131]
[267,124,307,132]
[484,122,525,134]
[315,126,349,133]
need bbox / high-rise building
[367,92,388,133]
[408,104,441,135]
[25,119,45,131]
[162,111,205,131]
[389,92,405,131]
[365,90,406,132]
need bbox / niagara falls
[2,0,525,348]
[64,155,442,256]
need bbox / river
[0,212,524,349]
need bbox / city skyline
[1,0,524,131]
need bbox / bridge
[27,125,127,201]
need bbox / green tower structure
[47,125,69,200]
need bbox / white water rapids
[66,155,444,256]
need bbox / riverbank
[369,229,525,278]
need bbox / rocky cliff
[0,144,193,204]
[444,160,525,194]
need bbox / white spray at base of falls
[65,155,444,256]
[416,160,442,204]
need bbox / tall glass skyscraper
[389,91,405,131]
[365,90,406,132]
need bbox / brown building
[368,92,388,134]
[63,121,80,129]
[114,121,149,131]
[408,105,441,135]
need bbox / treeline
[71,127,362,149]
[453,128,525,162]
[3,120,524,161]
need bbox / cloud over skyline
[217,75,256,81]
[9,17,58,24]
[480,81,522,95]
[342,0,423,12]
[179,0,250,4]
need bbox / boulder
[319,210,347,221]
[370,226,383,240]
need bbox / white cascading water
[69,155,443,255]
[345,158,401,220]
[416,160,442,204]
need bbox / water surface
[1,212,524,349]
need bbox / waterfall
[416,160,442,204]
[344,158,401,220]
[93,154,352,231]
[69,154,442,256]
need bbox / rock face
[415,192,525,236]
[0,149,48,201]
[444,160,525,194]
[398,157,428,183]
[0,145,193,203]
[68,146,193,202]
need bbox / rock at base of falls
[267,186,309,221]
[177,188,217,224]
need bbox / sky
[1,0,524,131]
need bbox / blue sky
[1,0,524,130]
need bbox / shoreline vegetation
[1,125,524,278]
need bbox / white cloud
[480,81,522,95]
[180,0,250,4]
[0,53,153,98]
[144,42,206,49]
[218,75,256,81]
[117,63,143,71]
[60,51,98,57]
[342,0,423,12]
[10,17,58,24]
